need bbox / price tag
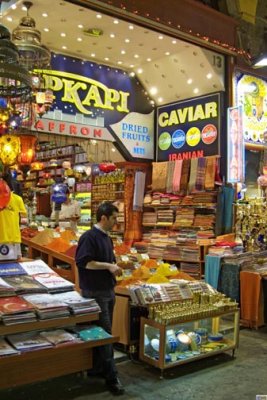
[122,270,132,277]
[140,253,149,260]
[121,255,129,262]
[169,265,178,272]
[59,227,66,232]
[150,268,157,274]
[37,226,45,231]
[53,232,61,238]
[130,247,137,254]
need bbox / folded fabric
[205,255,222,289]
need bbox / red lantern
[0,178,11,210]
[19,135,37,165]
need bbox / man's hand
[109,264,123,276]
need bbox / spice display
[46,238,72,253]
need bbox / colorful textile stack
[173,208,194,228]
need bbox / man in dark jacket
[75,201,124,395]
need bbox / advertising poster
[156,93,221,161]
[227,106,244,183]
[34,53,154,160]
[235,72,267,147]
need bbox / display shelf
[0,311,118,389]
[139,310,239,373]
[22,238,78,288]
[0,313,99,336]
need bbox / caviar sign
[156,93,221,161]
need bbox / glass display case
[139,310,239,373]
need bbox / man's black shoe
[106,378,125,395]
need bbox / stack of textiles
[142,212,157,226]
[173,208,194,228]
[156,209,174,226]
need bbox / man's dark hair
[96,201,118,222]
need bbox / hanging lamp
[12,1,51,70]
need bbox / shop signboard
[227,106,244,183]
[32,118,115,142]
[33,53,154,160]
[235,72,267,148]
[156,93,220,161]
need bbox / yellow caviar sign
[158,101,218,127]
[36,69,130,115]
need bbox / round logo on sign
[0,245,9,256]
[186,127,201,147]
[172,129,185,149]
[158,132,172,150]
[201,124,217,145]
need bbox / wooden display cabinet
[0,313,118,389]
[139,310,239,375]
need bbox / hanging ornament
[18,134,37,165]
[0,134,20,166]
[0,178,11,210]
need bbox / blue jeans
[82,289,118,383]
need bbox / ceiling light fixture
[187,78,193,84]
[150,87,158,95]
[129,25,134,30]
[12,1,51,70]
[206,73,212,79]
